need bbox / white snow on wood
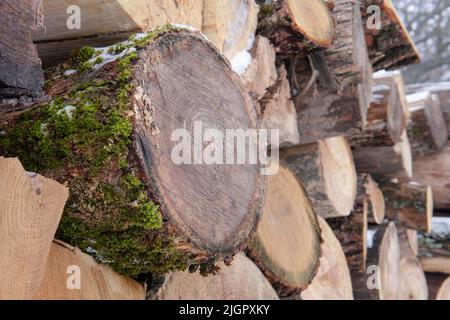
[57,105,77,119]
[367,229,377,249]
[408,82,450,93]
[89,46,136,71]
[431,217,450,236]
[64,69,78,77]
[373,69,402,79]
[407,91,431,104]
[231,50,252,75]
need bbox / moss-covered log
[0,26,266,277]
[381,182,433,233]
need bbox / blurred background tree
[395,0,450,84]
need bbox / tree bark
[0,0,44,98]
[150,253,279,300]
[409,145,450,210]
[281,136,357,219]
[256,0,334,58]
[33,0,203,66]
[33,240,145,300]
[352,130,413,180]
[349,72,408,148]
[0,28,266,277]
[381,182,433,233]
[328,174,385,273]
[0,157,68,300]
[407,92,448,157]
[362,0,420,71]
[407,82,450,135]
[246,165,321,297]
[202,0,260,61]
[242,36,278,101]
[353,222,400,300]
[300,216,354,300]
[291,0,373,143]
[257,65,300,146]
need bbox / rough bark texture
[281,136,357,219]
[328,174,385,273]
[0,0,44,98]
[300,216,354,300]
[407,82,450,135]
[0,28,265,277]
[292,0,372,143]
[33,0,203,66]
[256,0,334,58]
[407,92,448,157]
[0,157,68,300]
[242,36,278,101]
[150,253,279,300]
[409,145,450,210]
[381,182,433,233]
[202,0,259,61]
[349,72,408,148]
[257,65,300,146]
[362,0,420,71]
[352,222,400,300]
[352,130,413,180]
[33,241,145,300]
[246,165,321,297]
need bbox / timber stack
[0,0,449,301]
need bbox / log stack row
[1,0,450,300]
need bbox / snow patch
[373,69,401,79]
[64,69,78,77]
[57,105,77,119]
[367,229,377,249]
[432,217,450,236]
[89,45,136,70]
[230,50,252,75]
[407,91,431,104]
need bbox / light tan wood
[283,136,357,218]
[257,66,300,146]
[154,253,279,300]
[33,0,203,65]
[421,257,450,274]
[0,157,68,300]
[437,277,450,300]
[397,256,428,300]
[247,165,321,297]
[202,0,259,60]
[353,222,400,300]
[242,36,277,100]
[33,241,145,300]
[410,145,450,210]
[301,217,353,300]
[258,0,334,57]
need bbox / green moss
[108,43,128,55]
[0,30,194,277]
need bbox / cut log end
[300,216,353,300]
[282,136,357,219]
[247,165,321,297]
[398,256,428,300]
[364,174,385,225]
[154,253,279,300]
[133,30,265,255]
[437,277,450,300]
[285,0,334,47]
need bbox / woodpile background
[1,0,450,300]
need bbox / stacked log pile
[1,0,449,301]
